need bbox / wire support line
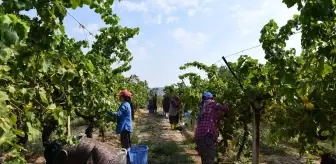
[66,10,94,36]
[218,30,302,62]
[225,45,262,58]
[211,45,261,66]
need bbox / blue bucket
[127,145,149,164]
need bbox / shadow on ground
[133,109,198,164]
[138,140,194,164]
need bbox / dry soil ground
[133,109,201,164]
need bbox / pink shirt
[194,100,229,142]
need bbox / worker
[153,94,158,114]
[162,95,171,118]
[107,89,133,149]
[168,96,181,130]
[194,92,229,164]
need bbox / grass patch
[132,130,139,144]
[138,141,195,164]
[181,131,196,150]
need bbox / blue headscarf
[203,92,213,99]
[198,92,214,121]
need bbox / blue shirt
[110,102,133,134]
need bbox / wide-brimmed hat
[116,89,132,97]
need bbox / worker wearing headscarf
[107,89,133,149]
[195,92,229,164]
[168,96,181,130]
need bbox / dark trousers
[163,107,169,113]
[195,134,216,164]
[169,114,179,125]
[120,131,132,164]
[120,131,131,149]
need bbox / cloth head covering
[202,92,213,99]
[116,89,132,97]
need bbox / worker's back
[45,136,127,164]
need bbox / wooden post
[251,101,261,164]
[222,56,263,163]
[67,116,71,137]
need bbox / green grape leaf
[38,88,48,104]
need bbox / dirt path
[133,109,201,164]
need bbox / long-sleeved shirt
[111,102,133,134]
[194,100,229,142]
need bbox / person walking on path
[194,92,229,164]
[168,96,181,130]
[162,95,171,118]
[107,89,133,149]
[148,98,154,114]
[153,94,158,114]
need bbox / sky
[21,0,302,88]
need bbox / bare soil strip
[133,109,201,164]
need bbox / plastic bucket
[127,145,149,164]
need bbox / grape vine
[165,0,336,162]
[0,0,149,163]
